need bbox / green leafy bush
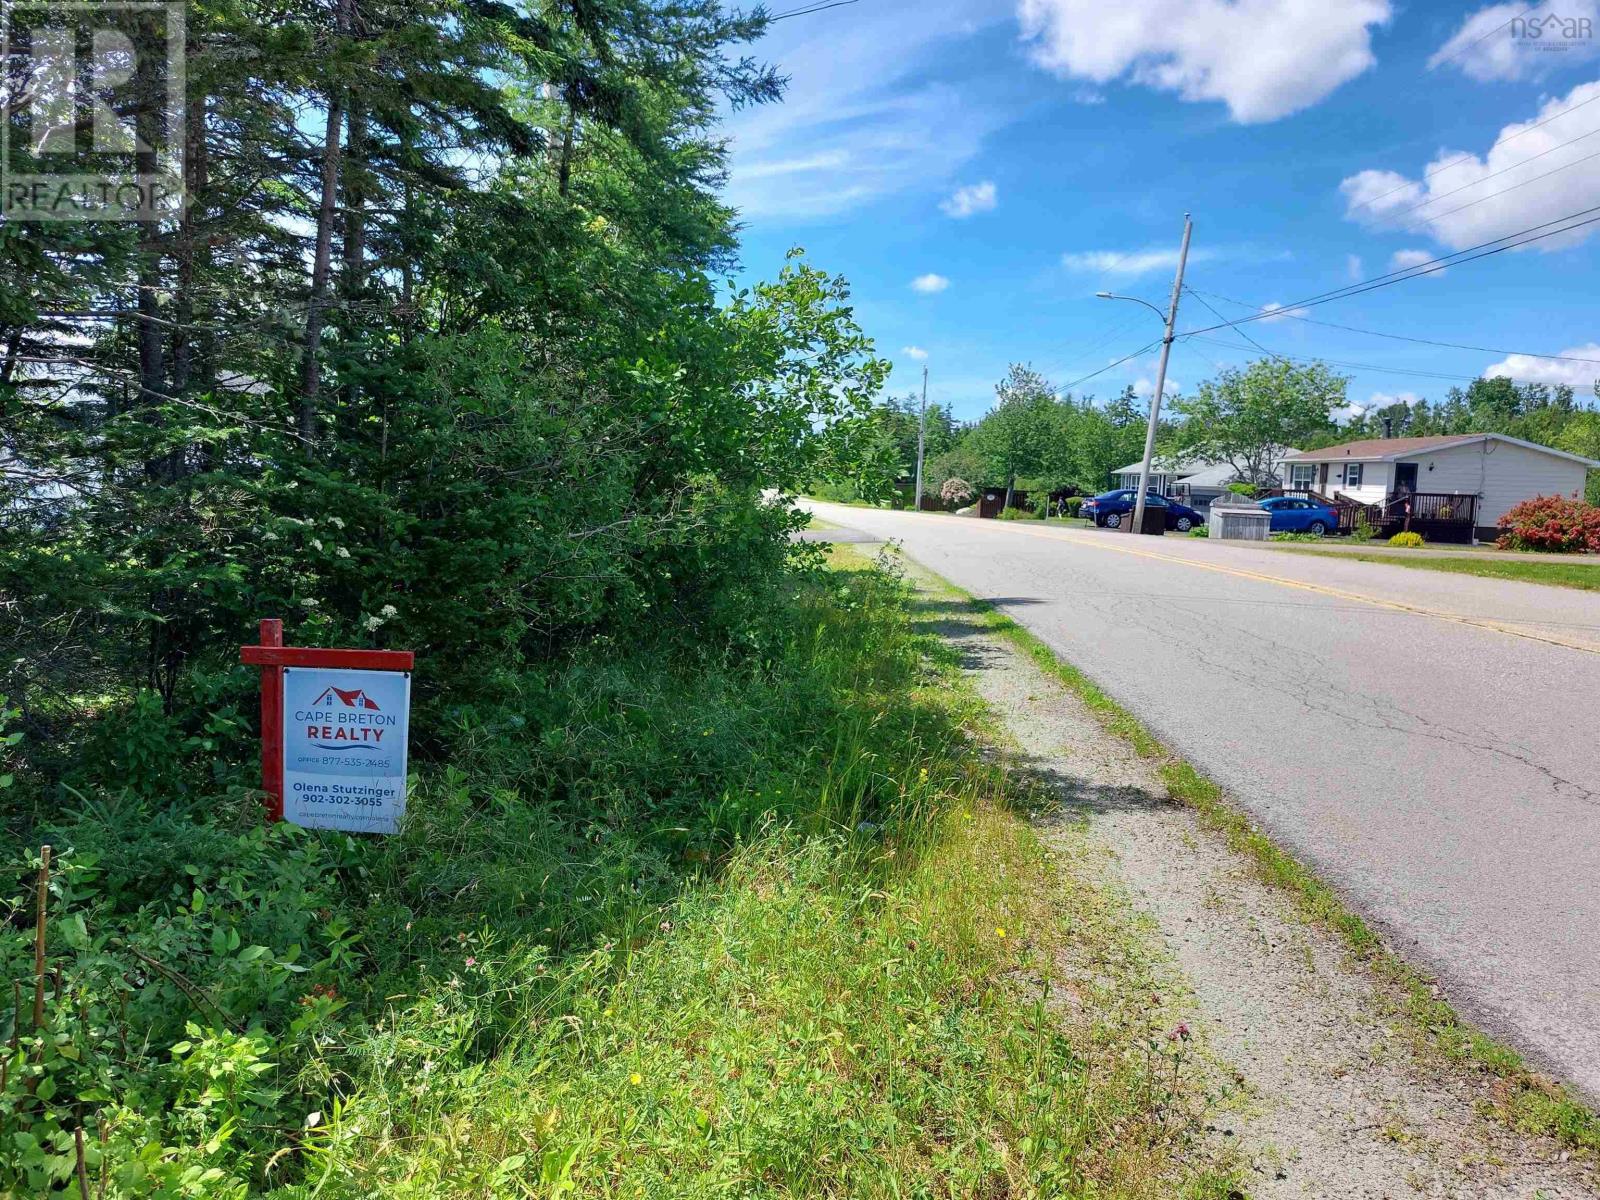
[0,568,992,1195]
[0,696,18,792]
[1389,531,1426,548]
[1188,526,1209,537]
[1271,531,1326,543]
[996,505,1038,520]
[1062,496,1083,517]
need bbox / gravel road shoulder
[903,562,1599,1199]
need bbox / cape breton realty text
[295,706,397,746]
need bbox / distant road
[804,501,1600,1099]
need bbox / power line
[1186,287,1600,366]
[1184,333,1592,389]
[1183,287,1290,365]
[1035,309,1149,380]
[1352,34,1591,215]
[1378,125,1600,227]
[1407,145,1600,228]
[1181,205,1600,338]
[1428,0,1550,73]
[1056,339,1163,394]
[767,0,860,21]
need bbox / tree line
[841,358,1600,510]
[2,0,885,781]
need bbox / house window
[1344,463,1364,489]
[1289,464,1315,490]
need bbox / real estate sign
[282,666,411,833]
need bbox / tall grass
[5,558,1237,1196]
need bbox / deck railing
[1378,492,1479,543]
[1262,488,1480,539]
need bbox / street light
[1095,292,1165,322]
[1093,215,1192,535]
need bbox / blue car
[1081,489,1204,532]
[1258,496,1339,536]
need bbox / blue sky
[721,0,1600,423]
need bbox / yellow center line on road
[933,516,1600,657]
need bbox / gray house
[1112,451,1301,512]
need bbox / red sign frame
[241,619,415,822]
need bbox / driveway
[804,501,1600,1099]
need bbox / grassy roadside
[1278,548,1600,594]
[2,547,1238,1197]
[921,574,1600,1162]
[254,554,1236,1197]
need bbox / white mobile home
[1282,434,1599,542]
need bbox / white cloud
[902,345,930,360]
[1334,390,1420,423]
[1258,301,1310,322]
[940,180,998,218]
[1061,245,1218,276]
[1346,254,1364,280]
[1429,2,1599,82]
[1388,248,1445,275]
[723,0,1009,220]
[911,273,951,293]
[1483,343,1600,392]
[1016,0,1391,123]
[1341,80,1600,252]
[1133,375,1183,398]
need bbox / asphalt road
[805,501,1600,1099]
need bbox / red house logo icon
[312,685,381,711]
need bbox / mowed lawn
[1282,549,1600,593]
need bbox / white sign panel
[282,666,410,833]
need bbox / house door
[1393,462,1418,495]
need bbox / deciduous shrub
[1348,517,1378,543]
[940,477,974,507]
[1496,494,1600,554]
[1389,531,1426,548]
[1062,496,1083,518]
[995,505,1036,520]
[1188,526,1209,538]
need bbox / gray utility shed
[1210,498,1270,540]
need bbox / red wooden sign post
[241,620,415,823]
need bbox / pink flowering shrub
[940,477,974,506]
[1496,494,1600,553]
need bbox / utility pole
[1129,214,1192,535]
[913,363,928,513]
